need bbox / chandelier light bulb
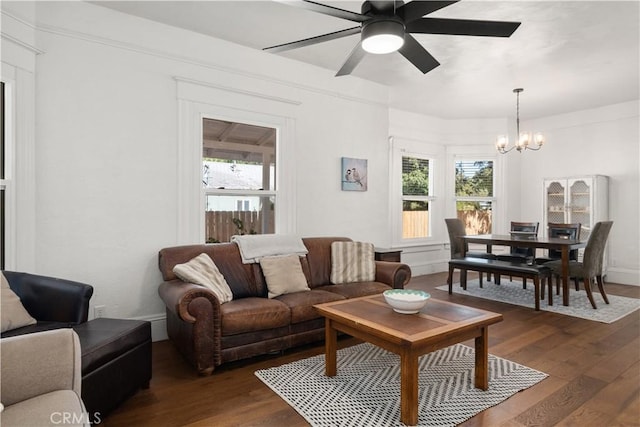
[496,135,508,150]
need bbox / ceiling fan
[263,0,521,76]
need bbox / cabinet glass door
[569,179,592,240]
[546,180,566,224]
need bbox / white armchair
[0,329,91,427]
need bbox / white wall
[2,1,392,339]
[517,101,640,284]
[2,2,638,341]
[388,103,640,285]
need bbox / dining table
[461,234,586,306]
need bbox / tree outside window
[402,156,432,239]
[455,160,494,235]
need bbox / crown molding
[1,11,44,54]
[174,76,302,107]
[32,18,387,111]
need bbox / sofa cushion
[260,255,310,299]
[316,281,392,299]
[221,298,290,336]
[275,290,345,324]
[173,254,233,303]
[330,241,375,284]
[302,237,351,286]
[1,272,37,333]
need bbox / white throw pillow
[1,272,37,332]
[259,255,310,299]
[173,254,233,303]
[330,241,376,284]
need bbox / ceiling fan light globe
[362,34,404,54]
[361,18,405,54]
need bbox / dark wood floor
[102,272,640,427]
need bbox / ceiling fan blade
[264,27,361,53]
[274,0,369,23]
[335,43,367,76]
[398,1,460,23]
[398,34,440,74]
[407,17,521,37]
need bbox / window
[202,118,276,243]
[1,81,6,269]
[454,160,494,235]
[402,155,433,239]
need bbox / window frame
[176,79,297,245]
[0,79,14,270]
[453,157,497,235]
[401,154,434,241]
[390,138,444,246]
[1,81,6,269]
[201,118,278,239]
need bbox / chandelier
[496,88,545,154]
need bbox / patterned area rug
[436,279,640,323]
[255,343,547,427]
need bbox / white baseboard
[129,313,167,342]
[408,260,448,277]
[606,267,640,286]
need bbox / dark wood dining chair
[544,221,613,309]
[535,222,581,294]
[445,218,496,287]
[496,221,539,288]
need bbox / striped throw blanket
[330,241,375,284]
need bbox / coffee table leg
[474,326,489,390]
[400,351,419,426]
[325,318,337,377]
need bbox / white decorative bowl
[383,289,431,314]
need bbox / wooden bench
[448,257,552,310]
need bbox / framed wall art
[341,157,367,191]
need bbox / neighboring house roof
[203,161,267,190]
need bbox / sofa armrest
[158,280,221,323]
[375,261,412,289]
[0,329,82,406]
[159,280,222,375]
[3,271,93,324]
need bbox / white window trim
[176,81,297,244]
[390,137,445,247]
[1,65,37,271]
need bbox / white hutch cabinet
[543,175,609,258]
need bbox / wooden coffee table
[314,294,503,426]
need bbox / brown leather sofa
[158,237,412,375]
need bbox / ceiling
[92,1,640,119]
[202,118,275,164]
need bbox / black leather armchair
[1,271,94,338]
[1,271,151,419]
